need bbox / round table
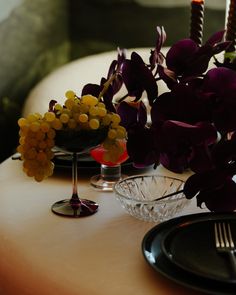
[0,48,211,295]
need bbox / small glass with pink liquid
[90,140,129,191]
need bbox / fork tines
[214,222,235,249]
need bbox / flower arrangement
[17,20,236,212]
[86,26,235,213]
[117,27,235,213]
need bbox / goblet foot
[51,199,98,217]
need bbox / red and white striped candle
[190,0,205,46]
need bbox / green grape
[89,106,99,116]
[54,103,63,112]
[65,98,75,110]
[44,112,56,122]
[89,118,100,129]
[40,122,50,133]
[47,129,56,139]
[65,90,76,99]
[30,121,41,132]
[97,107,107,117]
[81,94,98,106]
[27,113,38,123]
[111,113,121,124]
[102,114,112,125]
[51,118,63,130]
[68,118,77,129]
[108,129,117,139]
[18,117,28,127]
[79,113,88,123]
[60,113,70,124]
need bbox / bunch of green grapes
[17,113,56,182]
[17,91,126,181]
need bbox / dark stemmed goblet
[51,128,108,217]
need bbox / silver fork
[214,222,236,277]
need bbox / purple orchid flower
[201,67,236,133]
[116,100,147,130]
[126,126,160,168]
[184,166,236,212]
[149,26,166,70]
[121,52,158,105]
[166,30,230,78]
[184,131,236,212]
[158,120,217,173]
[151,83,210,125]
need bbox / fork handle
[227,251,236,278]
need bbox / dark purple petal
[126,126,159,167]
[203,67,236,93]
[189,144,214,173]
[158,120,217,173]
[149,26,166,69]
[116,101,147,129]
[121,53,158,104]
[107,60,118,78]
[202,67,236,132]
[151,83,210,125]
[166,39,198,75]
[212,138,236,169]
[155,26,166,52]
[81,83,101,97]
[100,78,116,113]
[183,169,227,199]
[157,65,177,89]
[212,41,232,55]
[197,179,236,212]
[205,30,225,46]
[49,99,57,112]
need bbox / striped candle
[225,0,236,52]
[190,0,205,46]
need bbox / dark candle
[225,0,236,52]
[190,0,205,46]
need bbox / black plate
[53,153,132,169]
[161,217,236,284]
[142,213,236,295]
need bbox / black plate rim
[142,212,236,295]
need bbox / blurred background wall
[0,0,225,162]
[70,0,225,58]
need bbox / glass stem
[70,152,81,204]
[100,164,122,182]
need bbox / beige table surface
[0,48,218,295]
[0,156,209,295]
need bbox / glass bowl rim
[114,174,186,204]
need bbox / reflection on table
[0,155,206,295]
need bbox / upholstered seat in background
[0,0,225,162]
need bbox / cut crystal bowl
[114,174,189,222]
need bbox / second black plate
[142,212,236,295]
[161,217,236,284]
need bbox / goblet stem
[51,151,99,217]
[70,152,81,204]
